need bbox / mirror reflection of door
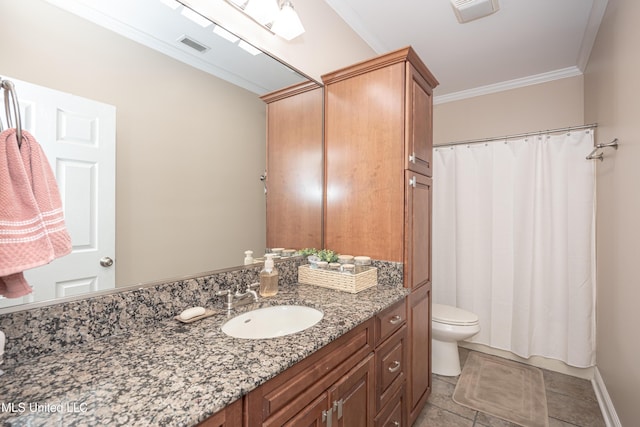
[0,77,116,308]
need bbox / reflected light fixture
[244,0,280,25]
[271,1,305,41]
[225,0,305,41]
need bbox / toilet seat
[432,304,479,326]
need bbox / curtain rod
[434,123,598,148]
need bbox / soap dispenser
[244,250,254,265]
[259,254,279,297]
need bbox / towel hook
[1,78,23,149]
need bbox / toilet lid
[432,304,479,326]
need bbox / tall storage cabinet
[322,47,438,426]
[261,81,324,250]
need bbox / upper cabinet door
[262,82,324,250]
[323,63,406,262]
[405,64,434,177]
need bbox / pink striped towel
[0,128,72,298]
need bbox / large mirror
[0,0,311,311]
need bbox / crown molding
[434,66,583,105]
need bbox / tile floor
[414,348,607,427]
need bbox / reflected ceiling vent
[178,35,209,53]
[450,0,499,23]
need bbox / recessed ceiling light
[180,8,212,27]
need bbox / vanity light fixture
[244,0,280,25]
[225,0,305,41]
[271,1,305,41]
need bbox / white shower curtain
[432,130,596,368]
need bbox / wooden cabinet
[322,47,438,263]
[375,386,405,427]
[374,299,407,427]
[322,47,438,426]
[282,355,375,427]
[261,81,324,250]
[198,398,242,427]
[329,355,375,427]
[405,64,434,177]
[405,172,432,290]
[245,319,375,426]
[407,284,432,424]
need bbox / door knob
[100,257,114,267]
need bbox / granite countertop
[0,283,407,426]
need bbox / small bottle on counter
[259,254,279,297]
[354,256,371,273]
[244,250,254,265]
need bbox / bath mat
[453,352,549,427]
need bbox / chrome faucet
[216,282,259,310]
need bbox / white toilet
[432,304,480,376]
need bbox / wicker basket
[298,265,377,293]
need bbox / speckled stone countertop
[0,283,407,426]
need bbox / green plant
[299,248,340,263]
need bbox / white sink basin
[221,305,323,339]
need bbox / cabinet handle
[409,176,417,188]
[322,408,333,427]
[388,360,401,373]
[388,315,402,325]
[409,152,416,164]
[392,421,400,427]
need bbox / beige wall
[584,0,640,424]
[433,76,585,145]
[0,0,267,287]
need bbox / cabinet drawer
[375,325,406,412]
[374,385,405,427]
[375,299,406,345]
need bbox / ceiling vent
[450,0,499,23]
[178,36,209,53]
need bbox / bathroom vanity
[0,272,407,426]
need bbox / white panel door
[0,77,116,307]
